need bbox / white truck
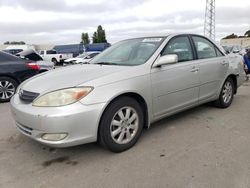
[39,50,73,65]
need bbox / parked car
[17,49,54,73]
[0,51,40,102]
[10,34,245,152]
[4,44,35,55]
[64,51,100,64]
[222,45,246,55]
[39,50,72,65]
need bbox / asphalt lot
[1,81,250,188]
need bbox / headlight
[33,87,93,107]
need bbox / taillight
[26,62,40,70]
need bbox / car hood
[21,64,130,94]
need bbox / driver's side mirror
[153,54,178,67]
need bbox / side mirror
[153,54,178,67]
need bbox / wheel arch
[0,74,20,84]
[51,57,57,62]
[97,92,150,140]
[227,74,237,94]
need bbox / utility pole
[204,0,215,40]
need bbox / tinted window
[192,36,216,59]
[46,50,57,54]
[162,36,193,62]
[40,51,44,55]
[0,51,20,62]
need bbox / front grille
[16,122,33,136]
[19,90,39,103]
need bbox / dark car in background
[0,51,40,102]
[17,49,54,73]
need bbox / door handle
[190,67,199,72]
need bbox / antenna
[204,0,215,40]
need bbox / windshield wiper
[94,62,119,66]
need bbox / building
[220,37,250,48]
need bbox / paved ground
[1,81,250,188]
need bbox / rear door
[151,35,200,119]
[190,35,228,103]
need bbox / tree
[223,33,238,39]
[92,25,107,43]
[81,32,90,44]
[92,32,98,43]
[245,29,250,37]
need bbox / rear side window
[162,36,194,62]
[192,36,217,59]
[0,51,20,62]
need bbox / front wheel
[98,97,144,153]
[214,77,234,108]
[0,77,18,102]
[51,58,58,66]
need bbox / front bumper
[10,94,106,147]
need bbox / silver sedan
[10,34,245,152]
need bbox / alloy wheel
[0,80,15,100]
[110,107,139,144]
[222,81,233,104]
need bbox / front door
[151,36,200,120]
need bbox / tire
[98,96,144,153]
[0,77,18,102]
[214,77,235,108]
[51,58,58,66]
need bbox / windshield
[90,37,164,66]
[77,53,86,58]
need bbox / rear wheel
[214,77,234,108]
[99,97,144,153]
[0,77,18,102]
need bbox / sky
[0,0,249,45]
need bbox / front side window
[90,37,164,66]
[192,36,217,59]
[162,36,193,62]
